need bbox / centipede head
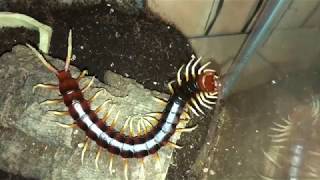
[56,70,72,82]
[197,71,220,93]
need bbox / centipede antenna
[167,80,175,94]
[109,154,114,175]
[197,61,211,75]
[167,141,183,149]
[177,64,185,86]
[176,124,198,133]
[95,147,102,170]
[200,92,216,105]
[190,57,201,78]
[81,76,95,92]
[94,100,110,114]
[33,84,58,93]
[56,122,77,128]
[48,110,69,116]
[309,150,320,157]
[262,149,281,168]
[77,70,88,81]
[123,158,129,180]
[64,30,72,72]
[185,58,194,81]
[40,98,63,105]
[81,137,90,165]
[191,98,205,115]
[26,43,59,75]
[111,110,120,127]
[89,90,104,102]
[186,103,200,116]
[196,94,213,110]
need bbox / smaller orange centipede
[28,30,220,179]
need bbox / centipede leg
[111,111,120,127]
[94,100,111,114]
[191,98,205,115]
[139,159,145,177]
[89,90,104,102]
[109,154,114,175]
[81,76,95,93]
[102,104,114,122]
[196,94,213,110]
[48,110,69,116]
[33,84,58,93]
[40,99,63,105]
[95,147,102,170]
[153,152,161,170]
[81,137,90,165]
[152,96,167,106]
[167,141,183,149]
[176,124,198,133]
[167,80,175,94]
[191,57,202,78]
[56,122,77,128]
[186,104,200,117]
[185,58,194,81]
[123,158,129,180]
[76,70,88,81]
[64,30,72,72]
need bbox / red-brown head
[196,71,220,92]
[56,70,72,82]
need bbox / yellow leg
[33,83,58,93]
[123,158,129,180]
[167,80,175,94]
[77,70,88,81]
[89,90,104,102]
[191,98,205,115]
[176,124,198,133]
[95,147,102,170]
[102,104,115,122]
[129,117,134,136]
[40,99,63,105]
[109,154,114,175]
[94,100,111,114]
[152,96,167,106]
[185,58,194,81]
[56,122,77,128]
[191,57,202,78]
[196,94,213,110]
[81,137,90,165]
[139,159,145,178]
[177,65,185,86]
[111,111,120,127]
[153,152,161,170]
[120,117,131,134]
[167,141,183,149]
[186,104,199,117]
[81,76,95,92]
[181,111,190,120]
[48,110,69,116]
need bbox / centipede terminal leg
[33,84,58,93]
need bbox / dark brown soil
[1,0,194,92]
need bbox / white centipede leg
[81,137,90,165]
[64,30,72,72]
[40,99,64,105]
[95,147,102,170]
[204,92,218,100]
[262,149,281,168]
[167,141,183,149]
[94,100,111,114]
[197,61,211,75]
[139,159,145,179]
[33,84,58,93]
[120,117,131,134]
[129,117,134,136]
[186,104,200,117]
[167,80,175,94]
[48,110,69,116]
[185,58,194,81]
[177,64,185,86]
[123,158,129,180]
[176,124,198,133]
[77,70,88,81]
[181,111,191,120]
[196,94,213,110]
[109,154,114,175]
[26,43,59,75]
[191,57,202,78]
[81,76,95,92]
[56,122,77,128]
[145,112,162,119]
[191,98,205,115]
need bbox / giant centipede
[261,97,320,179]
[27,30,221,179]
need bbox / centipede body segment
[28,30,220,179]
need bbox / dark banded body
[58,70,200,158]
